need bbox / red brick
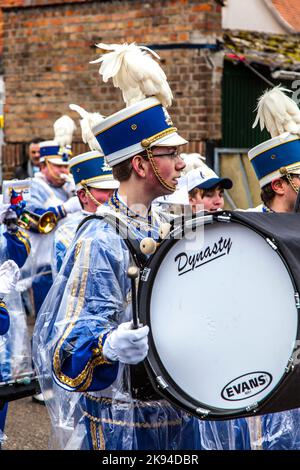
[1,0,222,172]
[192,4,213,12]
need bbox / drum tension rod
[215,214,231,223]
[127,265,140,329]
[294,292,300,309]
[265,238,278,250]
[246,402,258,413]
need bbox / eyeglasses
[140,150,180,160]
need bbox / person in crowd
[248,86,300,214]
[22,115,80,317]
[33,42,202,450]
[52,149,119,276]
[186,161,232,213]
[14,138,42,179]
[0,196,31,439]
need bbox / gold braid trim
[53,240,95,388]
[83,394,168,408]
[83,411,182,428]
[90,421,99,450]
[141,127,177,148]
[0,301,7,309]
[89,421,105,450]
[145,147,177,193]
[279,167,300,194]
[77,351,112,392]
[140,127,178,192]
[81,183,102,207]
[14,230,31,255]
[53,250,113,390]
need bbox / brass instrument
[18,209,57,234]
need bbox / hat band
[141,127,178,148]
[251,139,300,182]
[95,103,173,156]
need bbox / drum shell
[138,211,300,420]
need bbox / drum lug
[266,238,278,250]
[294,291,300,309]
[246,402,258,413]
[156,376,168,389]
[216,214,231,223]
[285,357,295,373]
[195,407,210,418]
[141,267,151,282]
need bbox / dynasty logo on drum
[174,236,232,276]
[221,372,273,401]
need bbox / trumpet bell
[18,210,57,234]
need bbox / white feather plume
[69,104,105,151]
[181,153,206,175]
[252,86,300,138]
[53,115,76,147]
[90,43,173,108]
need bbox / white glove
[0,260,20,295]
[103,321,149,365]
[62,196,81,214]
[0,204,12,224]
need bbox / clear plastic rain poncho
[19,173,79,315]
[51,210,87,279]
[0,289,33,386]
[32,199,203,450]
[33,194,300,450]
[0,225,34,391]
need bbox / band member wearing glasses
[33,43,202,451]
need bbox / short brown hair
[112,157,134,182]
[188,187,204,199]
[260,183,275,206]
[188,184,223,200]
[260,175,289,206]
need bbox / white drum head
[147,220,298,414]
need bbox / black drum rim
[138,211,300,420]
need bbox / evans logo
[221,372,273,401]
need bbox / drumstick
[127,265,140,329]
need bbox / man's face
[77,187,114,213]
[190,185,225,213]
[29,143,40,166]
[42,162,69,187]
[145,146,186,197]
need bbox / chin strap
[81,182,102,207]
[143,146,177,193]
[140,127,178,193]
[279,167,300,194]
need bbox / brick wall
[1,0,223,177]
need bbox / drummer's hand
[103,321,149,364]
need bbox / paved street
[2,316,52,450]
[2,396,51,450]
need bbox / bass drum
[138,212,300,420]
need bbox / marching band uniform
[0,259,22,439]
[244,86,300,449]
[33,43,201,450]
[0,195,31,430]
[23,138,81,316]
[52,150,119,277]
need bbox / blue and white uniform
[33,193,201,450]
[52,211,87,278]
[0,227,31,438]
[22,170,79,315]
